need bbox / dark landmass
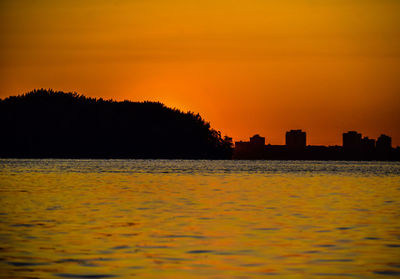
[0,89,233,159]
[1,90,398,161]
[234,133,400,161]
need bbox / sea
[0,159,399,278]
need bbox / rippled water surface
[0,159,399,278]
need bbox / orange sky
[1,0,399,146]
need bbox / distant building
[376,134,392,151]
[343,131,362,149]
[234,134,266,159]
[361,137,375,151]
[285,130,306,148]
[235,134,265,150]
[249,134,265,147]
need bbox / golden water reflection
[0,160,399,278]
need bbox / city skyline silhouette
[234,130,398,161]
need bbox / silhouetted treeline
[0,89,233,159]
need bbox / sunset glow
[1,0,399,145]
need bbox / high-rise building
[343,131,362,149]
[376,134,392,151]
[361,137,375,151]
[233,134,266,159]
[250,134,265,147]
[285,130,306,148]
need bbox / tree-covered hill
[0,89,233,159]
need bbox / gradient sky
[1,0,399,146]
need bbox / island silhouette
[0,89,233,159]
[0,89,398,160]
